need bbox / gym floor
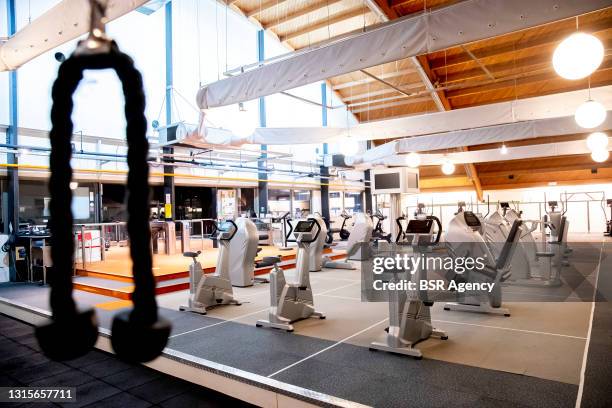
[0,233,610,407]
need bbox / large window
[344,191,364,214]
[19,180,95,225]
[268,189,291,217]
[292,190,311,217]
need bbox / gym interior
[0,0,611,407]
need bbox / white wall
[400,184,612,233]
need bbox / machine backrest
[495,219,522,270]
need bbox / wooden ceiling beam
[477,163,611,178]
[349,95,432,112]
[441,53,553,84]
[429,18,612,70]
[446,62,612,99]
[481,176,612,191]
[279,7,370,42]
[263,0,344,29]
[342,83,424,101]
[332,68,417,90]
[247,0,289,18]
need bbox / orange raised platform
[73,245,344,300]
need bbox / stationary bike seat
[256,256,281,268]
[183,251,201,258]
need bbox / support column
[319,83,330,221]
[256,30,268,216]
[6,0,19,281]
[163,0,175,220]
[364,140,373,214]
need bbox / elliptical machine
[605,199,612,237]
[486,203,561,287]
[444,211,522,316]
[256,218,325,332]
[180,220,241,314]
[370,217,447,359]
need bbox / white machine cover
[0,0,148,71]
[196,0,609,109]
[309,214,327,272]
[228,217,259,287]
[346,213,373,260]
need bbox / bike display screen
[294,220,315,232]
[406,219,432,234]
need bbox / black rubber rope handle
[37,42,170,362]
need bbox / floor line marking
[267,317,389,379]
[575,238,604,408]
[311,276,360,283]
[319,294,362,301]
[169,308,270,339]
[170,281,360,338]
[432,319,587,340]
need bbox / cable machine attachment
[36,0,171,363]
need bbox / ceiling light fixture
[404,152,421,168]
[575,99,606,129]
[441,160,455,175]
[552,32,604,80]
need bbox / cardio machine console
[463,211,482,229]
[217,221,237,241]
[406,219,433,234]
[293,219,318,241]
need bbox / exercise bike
[180,220,241,314]
[256,218,325,332]
[370,217,447,359]
[371,210,392,243]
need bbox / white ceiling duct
[0,0,148,71]
[196,0,610,109]
[349,86,612,141]
[347,114,612,165]
[356,137,612,168]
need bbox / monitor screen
[406,219,432,234]
[294,220,315,232]
[218,221,232,232]
[374,172,400,190]
[463,211,481,227]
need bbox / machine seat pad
[256,256,281,267]
[183,251,200,258]
[536,251,555,257]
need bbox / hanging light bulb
[591,149,609,163]
[441,160,455,175]
[344,139,360,156]
[553,32,604,80]
[500,144,508,155]
[404,152,421,168]
[575,100,607,129]
[586,132,609,151]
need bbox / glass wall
[344,191,364,214]
[19,180,95,225]
[292,190,311,217]
[268,189,291,217]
